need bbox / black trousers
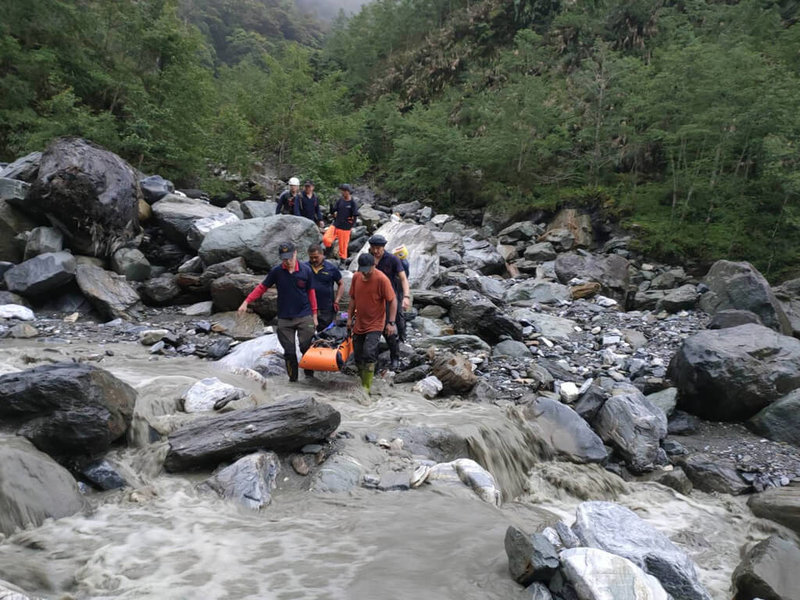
[353,331,381,366]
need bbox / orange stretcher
[299,336,353,372]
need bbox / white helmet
[288,177,300,186]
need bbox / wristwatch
[388,321,395,325]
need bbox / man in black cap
[368,234,411,370]
[324,184,358,265]
[238,241,318,381]
[347,253,397,392]
[306,242,344,331]
[298,180,323,228]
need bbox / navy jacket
[306,259,342,313]
[276,190,300,216]
[332,196,358,230]
[298,192,323,222]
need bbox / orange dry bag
[322,225,336,248]
[299,337,353,372]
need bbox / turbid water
[0,340,787,599]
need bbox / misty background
[295,0,371,21]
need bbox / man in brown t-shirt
[347,253,397,391]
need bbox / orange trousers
[324,226,352,259]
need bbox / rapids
[0,340,786,599]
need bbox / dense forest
[1,0,799,278]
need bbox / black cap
[357,253,375,273]
[304,179,314,186]
[339,183,352,192]
[278,242,296,260]
[368,234,387,247]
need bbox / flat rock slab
[748,483,800,536]
[732,535,800,600]
[164,395,340,472]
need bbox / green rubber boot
[360,362,375,392]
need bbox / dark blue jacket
[262,262,314,319]
[306,259,342,313]
[298,192,323,222]
[276,190,300,216]
[376,253,405,299]
[332,196,358,230]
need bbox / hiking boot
[285,358,299,382]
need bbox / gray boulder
[164,395,340,471]
[554,253,631,302]
[521,396,607,464]
[505,280,571,305]
[311,455,364,493]
[23,226,63,260]
[186,211,239,250]
[538,227,574,252]
[203,451,280,510]
[0,151,41,182]
[572,501,711,600]
[138,174,174,203]
[151,194,228,244]
[431,351,478,394]
[0,197,36,263]
[650,267,687,290]
[677,454,749,495]
[505,526,559,586]
[411,335,491,353]
[24,137,142,257]
[493,340,532,359]
[0,436,84,535]
[511,308,577,341]
[75,263,141,319]
[748,483,800,536]
[498,221,542,243]
[141,275,180,306]
[352,220,440,289]
[210,273,277,320]
[708,309,762,330]
[748,388,800,446]
[669,324,800,421]
[463,238,506,275]
[701,260,791,335]
[658,284,698,313]
[0,363,137,456]
[646,388,678,418]
[523,242,557,262]
[450,290,523,343]
[240,200,277,219]
[110,247,150,281]
[4,251,75,296]
[200,215,321,271]
[560,547,670,600]
[593,391,667,472]
[732,535,800,600]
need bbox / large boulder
[23,226,63,260]
[560,547,670,600]
[186,211,240,250]
[747,389,800,446]
[504,526,560,586]
[0,151,42,182]
[593,391,667,472]
[732,535,800,600]
[554,253,630,302]
[352,220,440,289]
[151,194,231,244]
[547,208,594,248]
[0,197,37,263]
[521,396,607,464]
[110,247,150,282]
[463,238,506,275]
[210,273,277,320]
[199,215,321,271]
[23,138,142,257]
[701,260,791,335]
[3,251,76,296]
[449,290,523,343]
[138,174,174,204]
[504,280,571,305]
[431,351,478,394]
[0,435,84,535]
[511,308,577,341]
[75,263,141,320]
[164,395,340,471]
[668,324,800,421]
[748,483,800,536]
[676,453,749,495]
[0,363,137,456]
[572,501,711,600]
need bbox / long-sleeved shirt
[331,196,358,230]
[245,261,317,319]
[298,192,323,222]
[275,190,300,216]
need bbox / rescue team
[239,180,410,391]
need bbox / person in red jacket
[238,242,318,381]
[347,253,397,392]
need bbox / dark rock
[521,396,607,464]
[393,364,430,383]
[200,256,248,287]
[151,193,227,244]
[4,251,76,296]
[505,526,560,586]
[0,197,36,263]
[203,451,280,510]
[667,411,701,435]
[0,363,137,456]
[210,273,277,320]
[574,385,608,423]
[203,338,232,360]
[79,459,127,490]
[662,439,688,456]
[450,290,523,343]
[390,426,469,462]
[110,248,150,282]
[669,324,800,421]
[164,395,340,471]
[640,467,693,495]
[554,253,631,303]
[708,309,762,330]
[141,275,181,306]
[525,582,553,600]
[677,454,749,495]
[747,389,800,446]
[0,290,29,307]
[0,436,84,536]
[23,226,63,260]
[701,260,791,335]
[75,263,141,320]
[462,238,506,275]
[732,535,800,600]
[24,138,142,257]
[658,284,698,313]
[139,174,174,204]
[748,483,800,536]
[0,151,41,182]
